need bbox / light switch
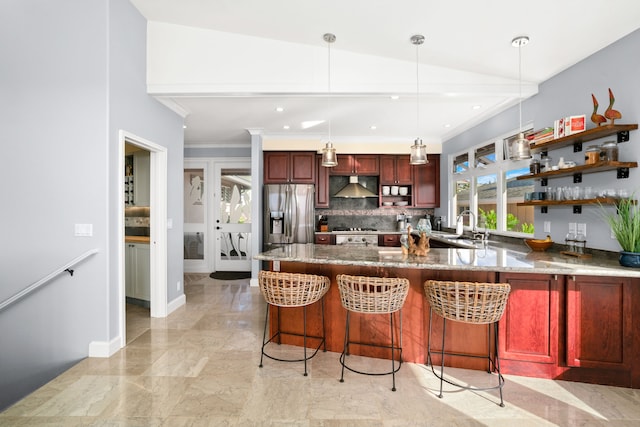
[167,218,173,229]
[544,221,551,233]
[74,224,93,237]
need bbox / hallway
[2,273,640,426]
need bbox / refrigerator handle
[284,186,292,242]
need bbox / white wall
[440,29,640,252]
[0,0,183,410]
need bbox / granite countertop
[255,243,640,278]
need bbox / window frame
[448,126,534,237]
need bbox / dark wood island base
[257,244,640,389]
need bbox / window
[449,129,534,236]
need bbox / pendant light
[321,33,338,167]
[508,35,532,160]
[409,34,428,165]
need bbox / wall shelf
[518,197,622,207]
[517,161,638,181]
[529,123,637,154]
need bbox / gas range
[334,232,378,246]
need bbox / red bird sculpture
[604,88,622,125]
[591,94,606,126]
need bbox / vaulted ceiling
[130,0,640,148]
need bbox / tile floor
[2,273,640,426]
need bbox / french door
[183,158,252,273]
[213,161,252,271]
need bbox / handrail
[0,248,99,313]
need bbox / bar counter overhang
[255,243,640,388]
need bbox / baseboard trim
[88,336,121,358]
[167,294,186,315]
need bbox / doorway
[183,158,251,274]
[119,130,168,349]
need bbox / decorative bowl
[524,238,553,252]
[382,202,394,206]
[394,201,409,206]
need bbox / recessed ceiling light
[283,125,290,130]
[183,124,187,129]
[370,125,377,130]
[472,105,481,110]
[444,124,451,128]
[275,107,284,112]
[390,95,400,100]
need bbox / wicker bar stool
[337,274,410,391]
[258,270,330,376]
[424,280,511,407]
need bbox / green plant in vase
[599,195,640,267]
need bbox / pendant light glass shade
[321,33,338,167]
[508,36,532,160]
[321,141,337,166]
[410,35,428,165]
[410,138,427,165]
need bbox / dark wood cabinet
[379,155,412,184]
[330,155,379,175]
[378,234,400,247]
[315,155,330,208]
[498,272,562,377]
[314,234,333,245]
[264,151,316,184]
[413,154,440,207]
[565,275,633,376]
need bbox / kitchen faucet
[456,210,489,242]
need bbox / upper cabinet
[379,155,413,185]
[315,155,330,208]
[330,155,379,175]
[125,151,150,207]
[413,154,440,208]
[264,151,316,184]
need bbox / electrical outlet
[177,281,181,291]
[577,223,587,237]
[544,221,551,233]
[568,222,577,233]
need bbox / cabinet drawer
[379,234,400,247]
[315,234,333,245]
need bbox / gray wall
[184,146,252,158]
[440,29,640,252]
[0,0,183,410]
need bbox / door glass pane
[219,170,252,261]
[507,167,535,233]
[184,168,205,260]
[477,173,497,230]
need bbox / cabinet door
[133,151,150,206]
[498,272,561,370]
[125,244,135,297]
[330,155,354,175]
[133,244,151,301]
[290,152,316,183]
[315,155,330,208]
[264,152,290,183]
[394,155,413,184]
[353,155,379,175]
[413,154,440,207]
[566,275,633,371]
[379,155,397,184]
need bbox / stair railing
[0,248,99,312]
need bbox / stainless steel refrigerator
[264,184,315,248]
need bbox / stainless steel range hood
[334,176,378,198]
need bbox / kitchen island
[255,243,640,388]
